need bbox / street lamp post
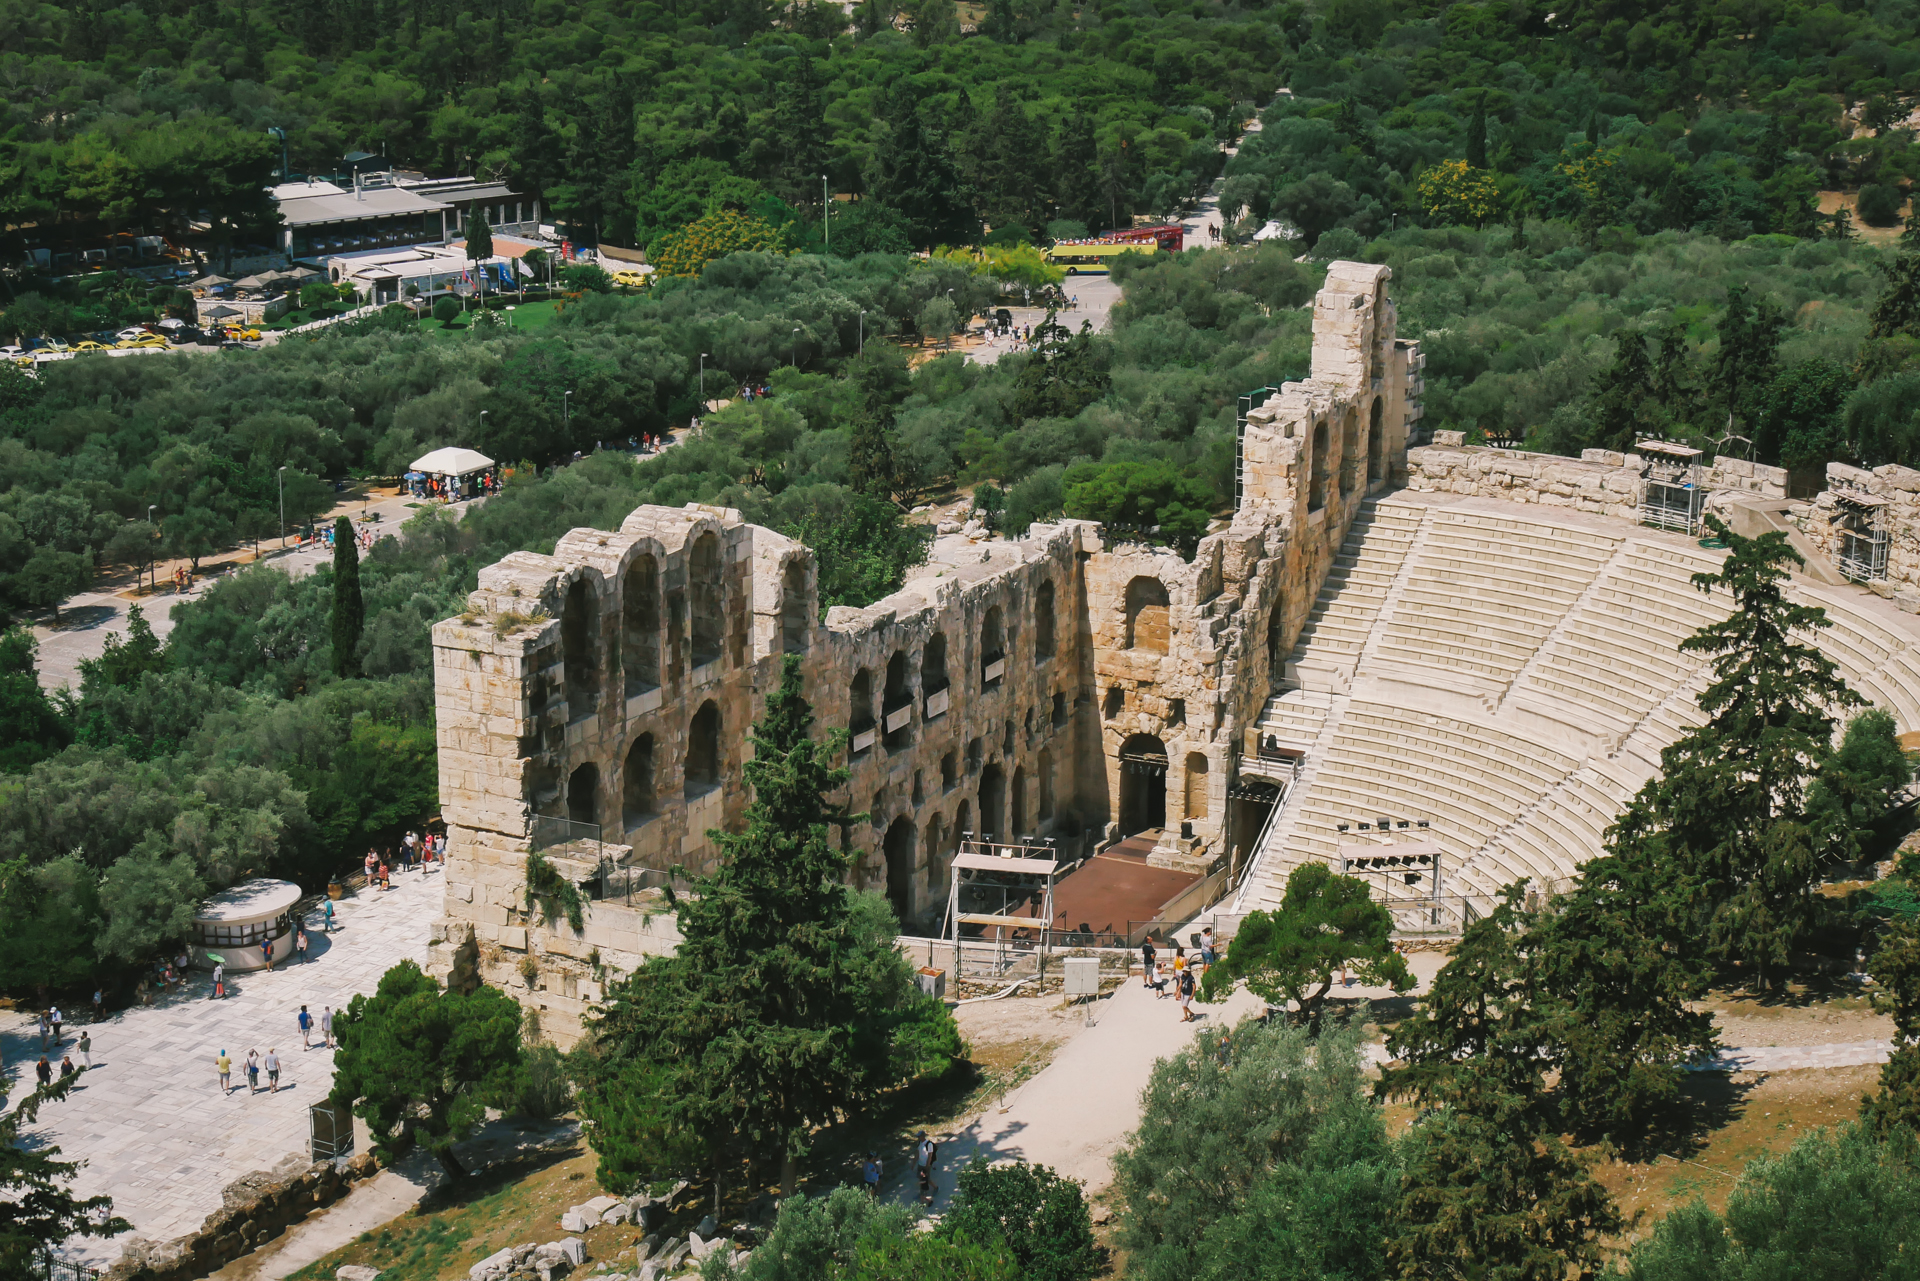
[858,310,865,354]
[277,466,287,548]
[562,390,571,434]
[792,327,800,369]
[147,504,158,592]
[698,353,708,413]
[823,174,830,252]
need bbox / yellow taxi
[612,269,651,289]
[72,340,108,352]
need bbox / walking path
[5,871,440,1266]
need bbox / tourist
[299,1005,313,1049]
[296,927,309,963]
[213,961,226,999]
[404,830,418,867]
[260,937,274,971]
[91,987,104,1023]
[320,1005,334,1048]
[1177,967,1197,1022]
[379,859,391,891]
[264,1048,281,1094]
[914,1132,938,1205]
[323,899,336,933]
[861,1153,881,1198]
[36,1010,48,1050]
[1200,926,1217,969]
[1140,936,1157,988]
[59,1055,77,1081]
[36,1057,52,1087]
[1148,962,1169,997]
[216,1049,232,1093]
[78,1030,92,1069]
[1171,944,1187,979]
[48,1006,61,1046]
[364,850,378,883]
[246,1050,260,1094]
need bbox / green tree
[1751,359,1852,469]
[77,605,166,692]
[1716,284,1786,423]
[1115,1014,1394,1281]
[0,855,102,992]
[331,517,364,678]
[871,86,978,250]
[330,959,526,1179]
[1061,460,1213,550]
[1465,99,1488,170]
[1198,861,1412,1026]
[431,296,462,325]
[1870,254,1920,340]
[0,1075,129,1276]
[1624,1126,1920,1281]
[1593,327,1657,450]
[1865,917,1920,1139]
[578,656,961,1197]
[1806,708,1913,866]
[1010,315,1110,425]
[94,842,205,965]
[0,630,71,774]
[940,1160,1099,1281]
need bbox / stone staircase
[1288,503,1426,694]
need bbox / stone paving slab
[4,871,440,1266]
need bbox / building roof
[194,878,302,924]
[400,178,519,204]
[278,186,451,227]
[271,180,347,200]
[412,446,496,475]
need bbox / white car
[0,344,22,358]
[115,327,150,342]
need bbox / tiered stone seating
[1289,505,1423,692]
[1373,513,1618,692]
[1790,584,1920,727]
[1276,703,1579,906]
[1518,543,1727,733]
[1253,689,1332,753]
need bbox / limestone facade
[1796,461,1920,614]
[429,260,1427,1045]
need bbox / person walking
[245,1049,260,1094]
[36,1010,48,1050]
[320,1005,334,1048]
[264,1048,281,1094]
[1140,937,1158,988]
[48,1006,61,1046]
[861,1153,881,1199]
[296,927,309,963]
[213,961,226,999]
[58,1054,77,1081]
[1200,926,1217,969]
[1177,966,1197,1022]
[35,1057,52,1087]
[914,1132,938,1205]
[77,1030,91,1069]
[92,987,104,1023]
[299,1005,313,1048]
[323,899,336,933]
[260,937,274,971]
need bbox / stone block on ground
[598,1203,630,1226]
[559,1210,589,1234]
[471,1248,515,1281]
[580,1196,620,1217]
[544,1238,587,1267]
[338,1267,382,1281]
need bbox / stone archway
[1118,734,1168,836]
[884,817,917,924]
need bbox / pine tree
[0,1076,129,1272]
[1593,327,1655,450]
[1716,283,1785,423]
[870,84,978,249]
[331,516,364,678]
[1465,99,1488,169]
[1052,112,1104,232]
[1870,253,1920,339]
[1586,111,1601,146]
[1864,918,1920,1137]
[578,657,960,1197]
[465,204,493,308]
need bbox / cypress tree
[1465,99,1488,169]
[331,516,364,678]
[1593,327,1655,450]
[577,656,960,1198]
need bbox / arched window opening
[956,800,973,849]
[562,578,598,718]
[883,650,913,748]
[622,555,660,697]
[1038,750,1055,820]
[1117,734,1168,836]
[1340,406,1360,497]
[684,701,721,797]
[922,632,950,694]
[623,734,656,829]
[782,559,809,653]
[1309,421,1329,513]
[941,750,958,791]
[849,669,874,753]
[1035,580,1056,660]
[1368,396,1386,484]
[1124,577,1170,654]
[567,761,599,828]
[1011,767,1028,837]
[979,764,1006,843]
[1184,753,1210,820]
[689,532,723,669]
[924,814,947,896]
[884,818,917,924]
[1267,604,1287,680]
[981,606,1006,688]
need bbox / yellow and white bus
[1042,241,1160,275]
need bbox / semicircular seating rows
[1237,495,1920,919]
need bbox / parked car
[72,340,108,352]
[0,344,22,359]
[114,327,148,342]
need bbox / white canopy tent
[410,446,495,476]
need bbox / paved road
[7,870,441,1266]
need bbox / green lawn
[417,300,562,338]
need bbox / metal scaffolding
[1835,488,1890,583]
[946,835,1062,980]
[1235,385,1283,511]
[1637,439,1707,535]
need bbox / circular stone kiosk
[191,879,302,971]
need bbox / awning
[410,446,496,476]
[202,305,240,318]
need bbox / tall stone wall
[1405,436,1790,522]
[1798,461,1920,614]
[430,260,1428,1045]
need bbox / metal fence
[36,1251,102,1281]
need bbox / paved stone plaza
[2,871,439,1266]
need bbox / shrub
[515,1043,573,1120]
[431,296,461,325]
[1859,184,1905,228]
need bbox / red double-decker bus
[1099,225,1185,253]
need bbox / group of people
[860,1131,941,1206]
[214,1046,284,1095]
[1141,927,1219,1023]
[363,828,444,891]
[318,524,377,553]
[31,1003,94,1089]
[736,381,772,403]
